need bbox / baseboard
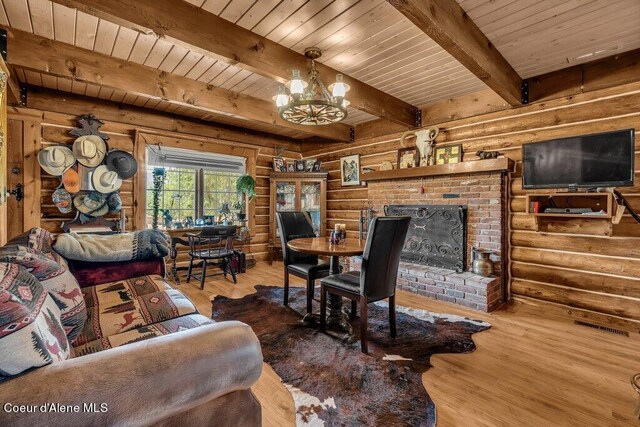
[513,295,640,335]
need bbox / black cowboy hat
[105,150,138,179]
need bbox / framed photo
[340,154,360,186]
[295,160,306,172]
[287,163,295,172]
[305,159,316,172]
[397,147,418,169]
[312,160,322,172]
[434,144,462,165]
[273,157,286,172]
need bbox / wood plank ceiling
[2,0,640,138]
[457,0,640,78]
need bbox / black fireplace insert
[384,204,467,272]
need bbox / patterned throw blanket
[53,230,169,262]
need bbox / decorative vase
[471,247,494,277]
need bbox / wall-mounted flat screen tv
[522,129,635,189]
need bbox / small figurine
[476,150,502,159]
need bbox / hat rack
[36,114,139,233]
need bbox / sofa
[0,228,263,426]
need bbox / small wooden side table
[287,237,365,333]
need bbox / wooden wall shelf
[525,192,624,235]
[362,158,514,182]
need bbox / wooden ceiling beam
[388,0,522,106]
[54,0,419,127]
[527,48,640,103]
[27,87,302,151]
[4,28,352,142]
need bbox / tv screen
[522,129,635,189]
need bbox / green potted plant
[235,174,256,221]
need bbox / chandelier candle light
[274,47,350,125]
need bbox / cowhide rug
[212,286,490,426]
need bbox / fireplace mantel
[362,157,514,182]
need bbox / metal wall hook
[7,183,23,201]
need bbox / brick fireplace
[363,167,509,312]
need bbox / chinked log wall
[6,91,303,262]
[304,82,640,330]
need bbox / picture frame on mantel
[397,147,419,169]
[434,144,462,165]
[340,154,360,186]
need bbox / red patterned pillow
[0,246,87,343]
[0,263,71,380]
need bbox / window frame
[145,167,241,226]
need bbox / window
[145,167,195,226]
[203,171,242,217]
[145,146,245,229]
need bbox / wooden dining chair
[320,216,411,353]
[186,226,237,289]
[276,211,330,314]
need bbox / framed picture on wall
[287,163,295,172]
[397,147,418,169]
[340,154,360,186]
[295,160,306,172]
[434,144,462,165]
[312,160,322,172]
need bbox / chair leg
[306,277,314,314]
[222,258,228,278]
[320,286,327,332]
[186,257,194,283]
[350,300,357,320]
[229,256,237,284]
[389,294,397,338]
[283,269,290,306]
[200,259,207,290]
[360,296,368,354]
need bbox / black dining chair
[320,216,411,353]
[186,226,237,289]
[276,211,330,314]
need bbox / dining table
[287,237,365,333]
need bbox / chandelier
[274,47,350,126]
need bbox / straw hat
[62,168,80,194]
[73,193,108,217]
[91,165,122,194]
[73,135,107,167]
[37,146,75,176]
[105,150,138,179]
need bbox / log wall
[304,82,640,329]
[6,91,302,262]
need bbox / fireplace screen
[384,204,467,272]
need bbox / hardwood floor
[179,262,640,426]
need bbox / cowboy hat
[52,188,73,214]
[38,146,75,176]
[106,192,122,214]
[91,165,122,194]
[105,150,138,179]
[73,193,108,217]
[62,168,80,194]
[73,135,107,167]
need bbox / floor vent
[574,320,629,336]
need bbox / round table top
[287,237,365,256]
